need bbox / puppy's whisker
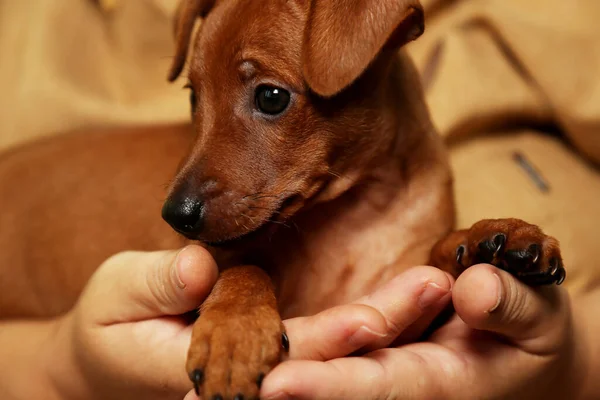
[291,220,301,234]
[247,206,277,213]
[240,213,257,224]
[328,170,353,182]
[267,219,291,228]
[251,194,281,200]
[248,190,296,202]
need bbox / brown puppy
[0,0,566,399]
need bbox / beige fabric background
[0,0,598,295]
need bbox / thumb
[453,264,567,353]
[80,245,219,325]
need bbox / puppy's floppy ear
[168,0,216,82]
[303,0,424,97]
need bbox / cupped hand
[262,264,587,400]
[49,245,218,400]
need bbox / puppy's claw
[556,268,566,285]
[477,233,506,263]
[190,369,203,396]
[256,373,266,389]
[456,245,466,265]
[515,258,566,286]
[551,258,567,285]
[528,243,541,264]
[493,234,507,256]
[281,332,290,352]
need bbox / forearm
[0,318,63,400]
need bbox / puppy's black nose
[162,196,205,235]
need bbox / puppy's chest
[268,205,439,319]
[262,173,454,318]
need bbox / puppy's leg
[187,266,286,400]
[430,218,566,286]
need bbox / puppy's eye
[255,85,290,115]
[184,83,197,111]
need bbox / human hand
[262,264,587,400]
[49,245,218,400]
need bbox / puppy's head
[162,0,424,245]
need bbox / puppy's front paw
[457,218,565,286]
[186,304,286,400]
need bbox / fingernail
[172,247,190,290]
[348,325,387,347]
[488,273,503,313]
[418,282,449,309]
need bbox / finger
[80,245,219,325]
[183,389,198,400]
[283,304,388,360]
[393,280,454,344]
[452,264,568,353]
[284,266,452,361]
[355,266,453,350]
[262,347,450,400]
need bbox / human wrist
[45,313,91,400]
[0,318,66,400]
